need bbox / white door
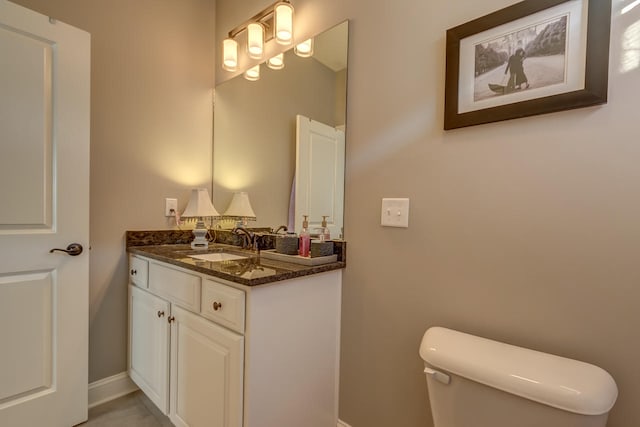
[295,115,345,238]
[170,305,244,427]
[129,285,170,414]
[0,2,90,426]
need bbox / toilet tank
[419,327,618,427]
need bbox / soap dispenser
[299,215,311,257]
[320,216,331,242]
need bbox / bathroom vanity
[127,241,344,427]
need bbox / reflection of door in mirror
[294,115,345,239]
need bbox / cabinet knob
[130,269,137,276]
[157,310,165,318]
[213,301,223,311]
[168,316,175,323]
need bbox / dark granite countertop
[128,243,346,287]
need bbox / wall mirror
[213,21,348,238]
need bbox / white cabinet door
[129,285,170,413]
[170,305,244,427]
[0,3,90,426]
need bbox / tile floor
[77,391,172,426]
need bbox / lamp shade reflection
[224,191,256,220]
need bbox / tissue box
[275,235,298,255]
[310,240,334,258]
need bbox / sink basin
[189,253,247,262]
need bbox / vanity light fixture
[222,0,294,79]
[222,38,238,71]
[247,22,265,59]
[267,53,285,70]
[244,64,261,81]
[181,188,221,250]
[224,191,257,227]
[294,38,314,58]
[274,1,294,44]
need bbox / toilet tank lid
[419,327,618,416]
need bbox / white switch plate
[165,198,178,216]
[381,198,410,228]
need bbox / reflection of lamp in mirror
[294,38,314,58]
[224,191,256,227]
[181,188,220,250]
[222,38,238,71]
[244,64,261,81]
[267,53,285,70]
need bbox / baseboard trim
[338,420,352,427]
[88,372,139,409]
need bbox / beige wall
[11,0,215,382]
[217,1,639,426]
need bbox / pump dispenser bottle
[299,215,311,257]
[320,216,331,241]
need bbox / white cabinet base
[129,256,342,427]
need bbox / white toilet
[419,327,618,427]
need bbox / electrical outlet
[165,198,178,217]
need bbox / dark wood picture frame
[444,0,611,130]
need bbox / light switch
[381,198,410,228]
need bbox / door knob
[49,243,83,256]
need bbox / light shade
[222,38,238,71]
[267,53,285,70]
[247,22,264,59]
[294,38,314,57]
[244,64,260,81]
[224,192,256,219]
[182,188,220,218]
[274,2,294,45]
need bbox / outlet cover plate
[165,198,178,216]
[381,198,409,228]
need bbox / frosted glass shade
[182,188,220,218]
[267,53,285,70]
[247,23,264,59]
[244,64,260,81]
[222,38,238,71]
[294,38,313,58]
[274,2,293,45]
[224,192,256,219]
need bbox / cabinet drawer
[201,279,245,334]
[129,256,149,288]
[149,262,201,312]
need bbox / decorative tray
[259,249,338,266]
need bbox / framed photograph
[444,0,611,130]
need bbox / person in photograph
[504,48,530,91]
